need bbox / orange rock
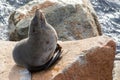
[0,36,115,80]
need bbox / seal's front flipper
[45,43,62,69]
[28,44,62,73]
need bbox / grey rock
[8,0,102,41]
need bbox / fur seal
[12,9,62,72]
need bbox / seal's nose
[31,9,46,27]
[35,9,45,22]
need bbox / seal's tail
[28,43,62,73]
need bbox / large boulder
[113,53,120,80]
[0,35,115,80]
[8,0,102,41]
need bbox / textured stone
[113,53,120,80]
[0,35,115,80]
[8,0,102,41]
[0,41,16,80]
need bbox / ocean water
[90,0,120,53]
[0,0,32,40]
[0,0,120,53]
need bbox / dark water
[90,0,120,53]
[0,0,120,53]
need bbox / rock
[0,41,16,80]
[0,35,115,80]
[8,0,102,41]
[113,53,120,80]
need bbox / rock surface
[0,35,115,80]
[113,53,120,80]
[8,0,102,41]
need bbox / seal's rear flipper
[45,43,62,69]
[28,44,62,73]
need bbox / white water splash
[0,0,33,40]
[90,0,120,53]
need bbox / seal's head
[29,9,46,35]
